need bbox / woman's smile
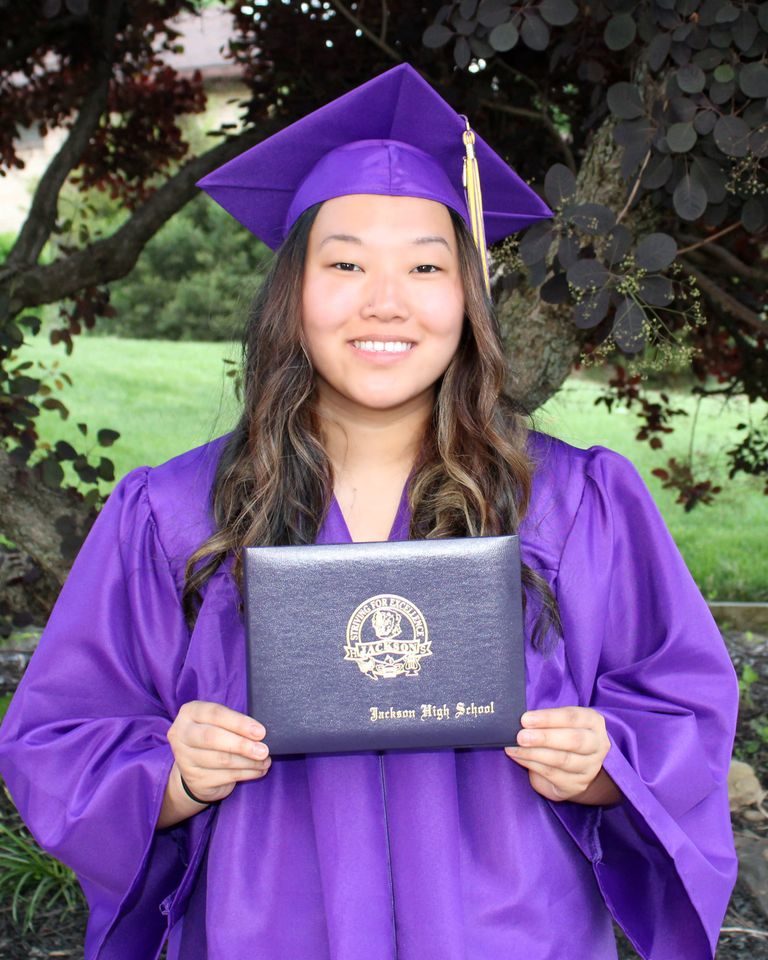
[349,337,416,360]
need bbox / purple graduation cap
[197,64,553,289]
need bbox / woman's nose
[360,272,408,323]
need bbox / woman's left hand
[504,706,621,805]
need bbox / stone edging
[708,603,768,633]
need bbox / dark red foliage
[75,66,206,206]
[0,0,205,202]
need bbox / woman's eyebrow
[319,233,362,248]
[413,235,452,251]
[318,234,452,251]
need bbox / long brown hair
[184,202,562,651]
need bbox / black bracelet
[179,772,220,806]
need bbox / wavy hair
[184,202,562,651]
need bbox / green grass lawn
[16,336,242,478]
[14,335,768,601]
[537,375,768,602]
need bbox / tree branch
[681,259,766,334]
[327,0,402,63]
[3,126,266,311]
[379,0,389,44]
[682,235,766,285]
[616,148,651,223]
[5,0,125,271]
[677,221,741,255]
[479,98,577,173]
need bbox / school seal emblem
[344,594,431,680]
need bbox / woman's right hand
[166,700,271,806]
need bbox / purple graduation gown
[0,430,737,960]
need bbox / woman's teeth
[352,340,413,353]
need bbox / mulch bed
[1,630,767,959]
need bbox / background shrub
[99,195,269,341]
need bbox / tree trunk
[498,118,633,412]
[0,448,94,618]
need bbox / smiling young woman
[301,194,465,540]
[0,64,738,960]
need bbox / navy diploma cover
[243,535,526,755]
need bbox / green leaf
[713,63,734,83]
[519,223,555,266]
[558,234,580,268]
[613,299,646,354]
[9,375,39,397]
[638,276,674,306]
[488,20,519,51]
[676,64,705,94]
[40,458,64,489]
[454,35,471,68]
[732,10,758,51]
[520,12,550,50]
[422,24,453,48]
[544,163,576,207]
[98,457,116,482]
[646,31,671,71]
[540,271,569,304]
[666,121,697,153]
[741,198,766,234]
[54,440,78,461]
[692,47,723,71]
[477,0,510,28]
[606,82,644,120]
[538,0,578,26]
[641,153,673,189]
[605,225,632,266]
[564,202,616,235]
[714,1,739,23]
[566,258,609,290]
[739,62,768,99]
[693,110,717,135]
[635,233,678,272]
[749,127,768,158]
[573,288,611,328]
[673,173,708,221]
[713,115,750,157]
[97,428,121,447]
[41,397,69,419]
[604,13,637,51]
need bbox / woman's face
[301,194,465,415]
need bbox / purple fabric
[285,140,468,240]
[0,430,737,959]
[196,63,553,249]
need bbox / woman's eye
[413,264,440,274]
[332,262,360,272]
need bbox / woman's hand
[157,702,271,828]
[504,707,622,806]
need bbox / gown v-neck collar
[318,480,412,545]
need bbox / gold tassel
[461,117,491,296]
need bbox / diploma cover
[243,535,526,755]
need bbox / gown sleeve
[0,467,214,960]
[548,446,738,960]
